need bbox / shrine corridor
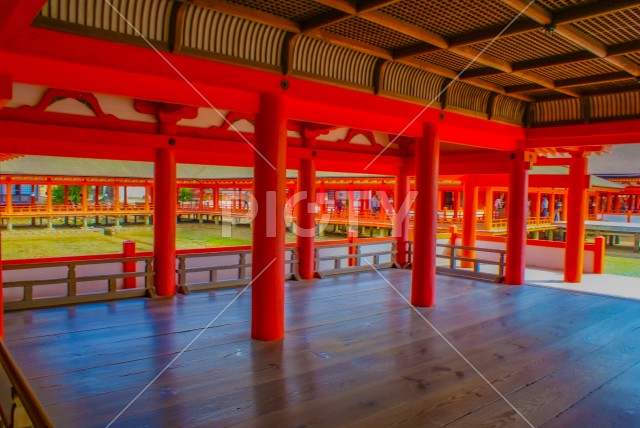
[6,270,640,427]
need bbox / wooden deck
[5,270,640,427]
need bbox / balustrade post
[68,264,77,297]
[123,241,136,289]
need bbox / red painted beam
[0,0,47,48]
[439,161,511,175]
[3,27,524,147]
[526,120,640,148]
[534,157,571,166]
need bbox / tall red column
[154,147,177,296]
[297,156,316,280]
[505,154,530,285]
[252,93,287,341]
[483,188,493,230]
[461,177,478,268]
[564,154,588,283]
[411,123,439,307]
[394,168,410,266]
[453,191,460,219]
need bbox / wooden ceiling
[33,0,640,126]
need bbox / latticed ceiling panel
[535,58,622,81]
[535,0,599,13]
[470,31,583,63]
[480,73,535,87]
[572,8,640,46]
[322,16,423,50]
[379,0,521,38]
[415,50,484,72]
[224,0,331,21]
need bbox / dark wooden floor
[5,270,640,427]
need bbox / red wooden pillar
[46,181,53,213]
[144,185,151,211]
[452,191,460,219]
[63,185,68,205]
[483,187,493,230]
[411,123,439,307]
[347,190,357,231]
[394,168,410,266]
[505,153,530,285]
[532,192,541,220]
[94,186,100,204]
[297,156,316,280]
[81,185,88,211]
[606,193,612,213]
[114,185,120,211]
[564,154,588,283]
[154,147,177,296]
[561,193,568,221]
[5,182,12,214]
[461,177,478,268]
[252,93,287,341]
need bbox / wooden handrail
[0,340,54,428]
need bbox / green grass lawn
[1,224,253,260]
[0,223,335,260]
[604,255,640,278]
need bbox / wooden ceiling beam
[555,72,634,88]
[554,0,640,25]
[608,40,640,56]
[460,68,503,79]
[312,0,357,14]
[357,0,404,13]
[449,20,539,48]
[168,1,187,54]
[505,83,543,93]
[512,51,597,72]
[393,43,440,59]
[449,46,512,73]
[500,0,640,77]
[305,28,393,59]
[555,26,607,57]
[500,0,552,25]
[359,10,449,49]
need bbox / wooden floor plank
[4,269,640,427]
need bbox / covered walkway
[6,270,640,427]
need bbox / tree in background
[178,188,194,202]
[52,185,82,204]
